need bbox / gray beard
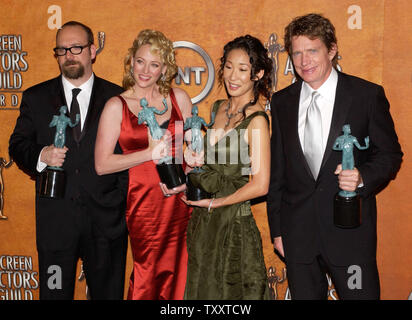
[61,61,85,79]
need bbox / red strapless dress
[117,89,190,300]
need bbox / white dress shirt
[36,74,95,172]
[298,68,338,156]
[61,74,94,131]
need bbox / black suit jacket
[267,71,402,266]
[9,75,127,252]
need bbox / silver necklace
[224,99,254,128]
[224,100,242,128]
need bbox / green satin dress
[184,100,270,300]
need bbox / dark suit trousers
[286,252,380,300]
[37,204,127,300]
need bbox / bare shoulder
[245,103,266,117]
[171,87,192,116]
[172,87,191,103]
[102,95,125,116]
[249,113,269,129]
[247,103,269,128]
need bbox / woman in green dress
[182,35,273,299]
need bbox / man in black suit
[267,13,402,299]
[9,21,128,300]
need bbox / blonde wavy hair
[122,29,177,96]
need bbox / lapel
[286,80,315,179]
[319,72,352,174]
[288,72,353,181]
[78,76,102,141]
[50,76,67,112]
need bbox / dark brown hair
[218,35,273,103]
[284,13,338,67]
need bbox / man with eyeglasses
[9,21,128,300]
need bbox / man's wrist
[37,147,48,172]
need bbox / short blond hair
[123,29,177,96]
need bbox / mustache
[63,61,81,67]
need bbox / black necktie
[70,88,81,142]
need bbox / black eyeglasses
[53,44,90,56]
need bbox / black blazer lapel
[50,76,67,112]
[320,72,352,171]
[79,76,103,141]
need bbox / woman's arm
[158,89,193,195]
[183,114,271,208]
[172,87,193,121]
[95,96,169,175]
[214,115,270,206]
[173,87,195,171]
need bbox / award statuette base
[38,167,66,199]
[186,172,211,201]
[156,162,186,189]
[334,193,361,228]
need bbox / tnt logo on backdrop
[173,41,215,104]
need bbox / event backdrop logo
[0,255,39,300]
[0,35,28,110]
[0,157,12,220]
[95,31,105,56]
[173,41,215,104]
[265,33,285,92]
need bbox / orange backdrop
[0,0,410,300]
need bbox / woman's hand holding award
[138,98,186,189]
[184,105,215,201]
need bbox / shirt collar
[301,68,338,102]
[61,73,94,94]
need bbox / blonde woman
[95,30,192,300]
